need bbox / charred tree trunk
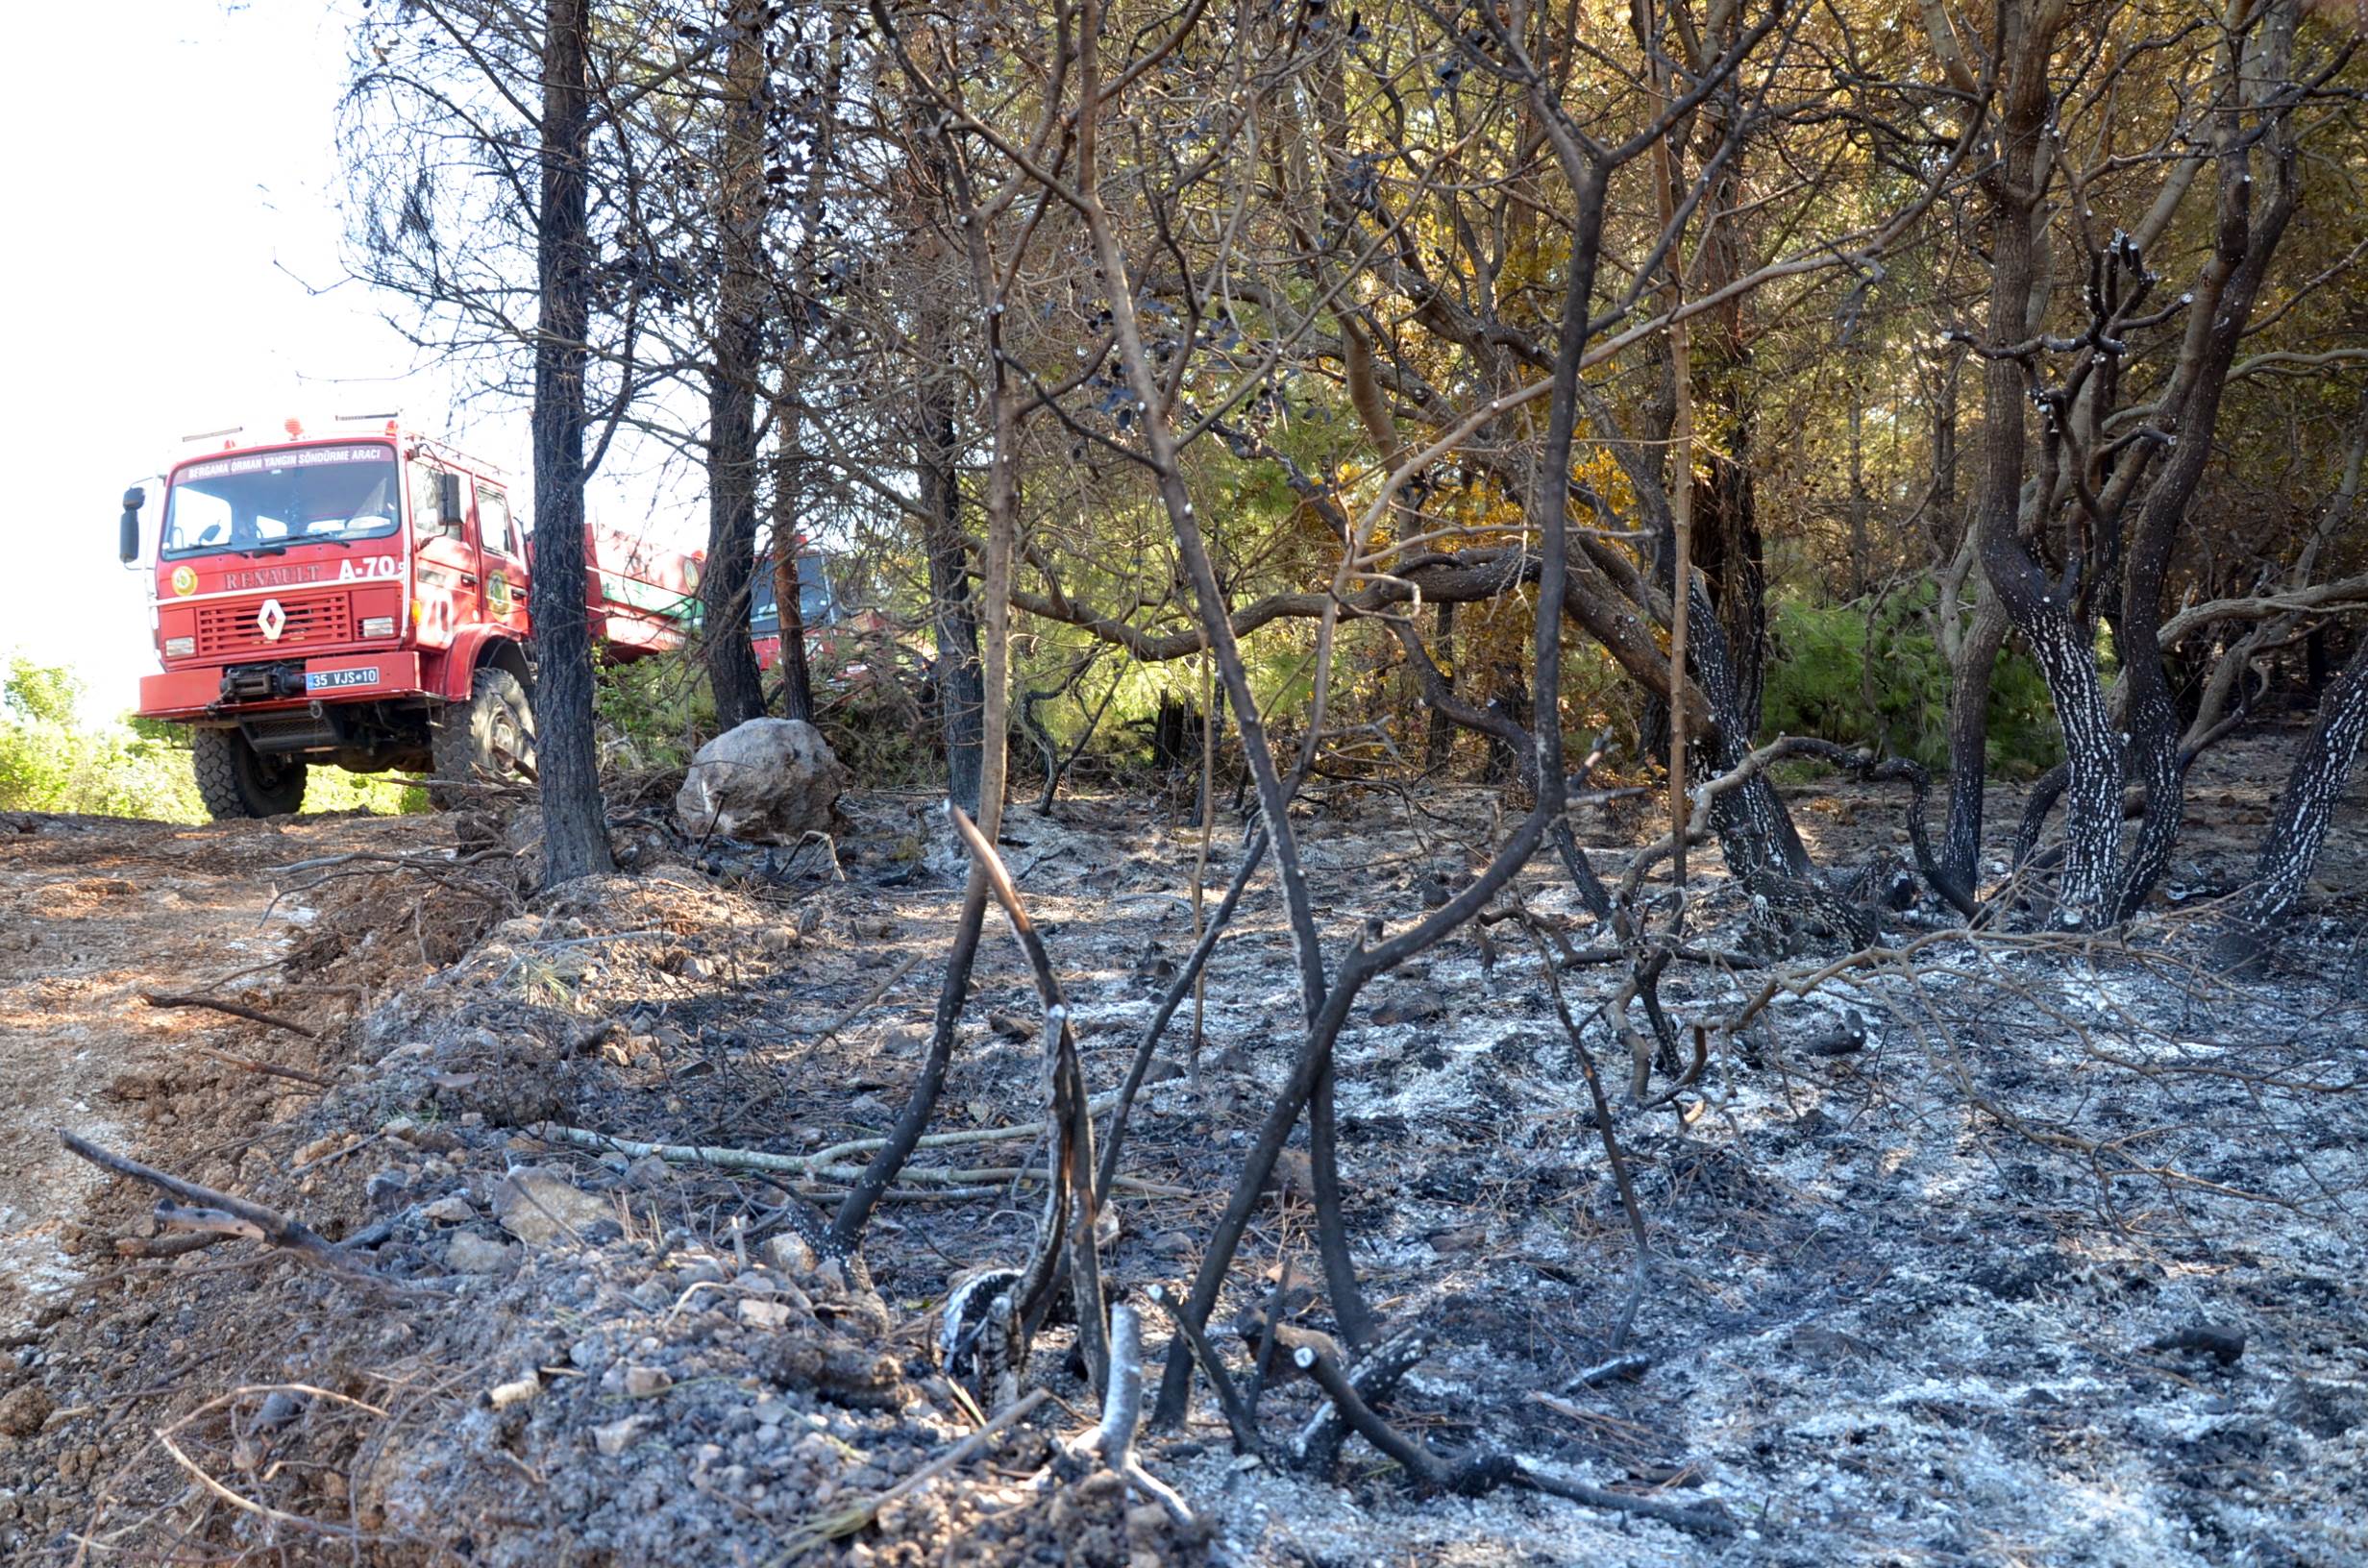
[701,8,771,731]
[2108,7,2298,919]
[1941,597,2007,892]
[764,11,843,729]
[528,0,612,886]
[1970,0,2122,924]
[2214,634,2368,965]
[1424,600,1456,771]
[917,339,984,815]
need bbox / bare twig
[140,992,319,1041]
[1148,1283,1265,1458]
[56,1130,369,1277]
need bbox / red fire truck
[123,418,703,821]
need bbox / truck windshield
[162,443,403,558]
[750,556,832,633]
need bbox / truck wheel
[431,666,537,808]
[191,728,308,821]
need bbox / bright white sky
[0,0,689,722]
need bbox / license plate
[305,667,382,692]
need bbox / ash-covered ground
[1,727,2362,1566]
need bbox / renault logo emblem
[257,599,287,642]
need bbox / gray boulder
[675,719,848,845]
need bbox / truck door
[409,459,481,648]
[475,483,530,637]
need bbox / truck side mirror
[438,472,465,534]
[119,486,146,564]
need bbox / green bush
[1,656,424,820]
[1758,596,2061,776]
[595,649,716,772]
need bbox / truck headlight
[163,636,195,658]
[360,616,396,639]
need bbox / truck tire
[191,728,308,821]
[431,666,536,808]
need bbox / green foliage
[0,656,426,821]
[1758,596,2061,776]
[595,649,715,772]
[1,657,205,819]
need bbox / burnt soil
[1,726,2364,1567]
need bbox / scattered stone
[493,1167,616,1245]
[740,1298,795,1331]
[445,1231,515,1275]
[486,1374,540,1409]
[592,1414,654,1458]
[0,1386,54,1438]
[1266,1148,1315,1201]
[764,1233,817,1274]
[2148,1323,2247,1365]
[675,718,848,844]
[1369,989,1447,1027]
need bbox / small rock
[0,1386,54,1438]
[740,1298,794,1330]
[420,1193,477,1225]
[1265,1149,1315,1201]
[493,1167,616,1245]
[445,1231,516,1275]
[1147,1231,1196,1259]
[621,1154,671,1189]
[1369,989,1447,1027]
[764,1233,818,1274]
[592,1414,654,1458]
[487,1374,540,1409]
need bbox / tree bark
[916,312,984,815]
[2217,633,2368,964]
[702,7,772,731]
[529,0,613,886]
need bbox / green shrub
[1758,596,2061,776]
[1,656,425,820]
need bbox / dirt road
[0,811,435,1326]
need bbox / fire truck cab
[125,418,689,820]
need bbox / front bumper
[138,651,426,722]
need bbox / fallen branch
[154,1200,267,1243]
[1290,1322,1432,1475]
[140,992,318,1041]
[526,1121,1185,1196]
[1294,1343,1733,1535]
[809,949,925,1046]
[194,1047,333,1090]
[56,1131,367,1277]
